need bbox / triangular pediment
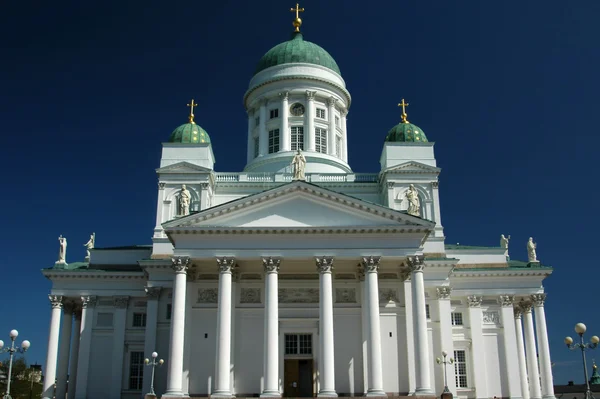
[384,161,441,175]
[156,162,212,174]
[164,181,435,231]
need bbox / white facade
[42,26,556,399]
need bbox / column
[532,294,555,399]
[74,296,97,399]
[435,287,456,395]
[408,255,433,396]
[143,286,162,396]
[43,295,63,399]
[259,99,268,156]
[467,295,488,399]
[262,257,281,397]
[317,257,337,397]
[341,110,348,162]
[67,309,82,399]
[514,307,530,399]
[498,296,523,399]
[361,256,385,397]
[247,108,255,163]
[110,296,129,399]
[402,272,416,394]
[214,257,236,398]
[164,256,190,398]
[154,182,166,237]
[327,97,337,156]
[521,301,542,399]
[306,91,316,151]
[280,92,290,152]
[359,269,369,395]
[431,182,443,236]
[56,301,74,399]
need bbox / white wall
[333,312,363,395]
[380,312,400,393]
[188,308,218,395]
[234,310,265,395]
[88,333,113,399]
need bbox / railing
[214,172,379,183]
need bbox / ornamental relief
[279,288,319,303]
[482,311,501,325]
[197,288,218,304]
[240,288,261,304]
[379,289,399,303]
[335,288,356,304]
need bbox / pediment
[384,161,440,175]
[156,162,212,174]
[164,181,435,232]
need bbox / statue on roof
[291,149,306,181]
[500,234,510,249]
[180,184,191,216]
[84,233,95,261]
[405,184,421,217]
[527,237,538,262]
[57,235,67,264]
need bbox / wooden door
[284,359,300,397]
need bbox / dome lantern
[385,99,429,143]
[168,99,211,144]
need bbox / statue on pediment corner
[57,235,67,264]
[527,237,538,262]
[84,233,95,261]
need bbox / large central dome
[254,32,341,76]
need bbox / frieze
[379,289,399,303]
[241,273,262,280]
[335,273,355,280]
[198,288,218,304]
[483,311,500,325]
[335,288,356,303]
[380,273,398,279]
[279,288,319,303]
[280,274,318,280]
[240,288,261,304]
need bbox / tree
[0,357,43,398]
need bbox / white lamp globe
[565,336,574,345]
[9,330,18,339]
[152,352,158,358]
[21,340,30,350]
[442,350,448,357]
[575,323,587,335]
[591,336,600,344]
[158,359,164,365]
[0,340,4,349]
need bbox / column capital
[361,256,381,273]
[262,257,281,273]
[306,90,316,101]
[519,300,533,313]
[399,268,411,281]
[216,256,236,273]
[327,96,337,107]
[498,294,515,307]
[158,182,166,189]
[113,296,129,309]
[279,91,289,100]
[81,295,97,309]
[406,255,425,272]
[531,293,546,307]
[315,256,334,273]
[171,256,190,273]
[49,295,64,309]
[63,301,76,314]
[145,286,162,300]
[513,306,523,319]
[467,295,483,308]
[436,286,452,300]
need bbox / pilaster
[467,295,488,399]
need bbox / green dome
[169,121,211,144]
[255,32,341,76]
[385,122,428,143]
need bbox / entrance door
[284,359,313,397]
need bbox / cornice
[165,225,430,235]
[451,268,553,278]
[42,270,145,281]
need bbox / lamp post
[0,330,31,399]
[436,350,454,399]
[565,322,599,399]
[144,351,164,397]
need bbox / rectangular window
[451,312,463,326]
[315,128,327,153]
[290,126,304,151]
[335,136,342,157]
[316,108,326,119]
[335,116,340,127]
[255,116,260,127]
[285,334,312,355]
[166,304,172,320]
[270,108,279,119]
[426,304,430,319]
[454,350,468,388]
[268,129,280,154]
[254,137,259,158]
[132,313,147,327]
[129,351,144,390]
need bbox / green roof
[386,122,428,143]
[445,244,500,250]
[169,122,211,144]
[255,32,341,76]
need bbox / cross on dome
[187,99,198,123]
[290,3,305,32]
[398,99,410,123]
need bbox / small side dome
[169,122,211,144]
[385,122,428,143]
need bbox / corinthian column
[327,97,337,156]
[74,296,97,399]
[67,309,82,399]
[408,255,433,396]
[163,256,190,398]
[521,301,542,399]
[214,257,236,398]
[259,99,268,156]
[316,257,337,397]
[110,296,129,399]
[467,295,488,399]
[262,257,281,398]
[498,295,523,399]
[56,301,74,399]
[514,307,530,399]
[306,91,316,151]
[280,92,290,152]
[361,256,385,397]
[531,294,556,399]
[43,295,63,399]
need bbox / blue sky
[1,0,598,386]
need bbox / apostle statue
[84,233,95,261]
[405,184,421,217]
[527,237,538,262]
[180,184,191,216]
[500,234,510,249]
[57,235,67,264]
[291,149,306,181]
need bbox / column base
[318,390,338,397]
[260,390,281,398]
[542,396,556,399]
[212,391,234,398]
[366,389,387,397]
[414,387,435,397]
[161,392,190,399]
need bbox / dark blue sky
[1,0,598,385]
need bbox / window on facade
[268,129,280,154]
[454,350,468,388]
[291,126,304,151]
[335,136,342,157]
[451,312,463,326]
[425,304,430,319]
[270,108,279,119]
[315,128,327,153]
[133,313,147,327]
[316,108,326,119]
[255,116,260,127]
[129,351,144,390]
[254,137,259,158]
[335,116,340,127]
[285,334,312,355]
[166,304,172,320]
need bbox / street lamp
[436,350,454,399]
[0,330,31,399]
[144,351,164,396]
[565,322,599,399]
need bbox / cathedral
[42,6,556,399]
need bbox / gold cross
[290,3,305,32]
[187,99,197,123]
[398,99,409,123]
